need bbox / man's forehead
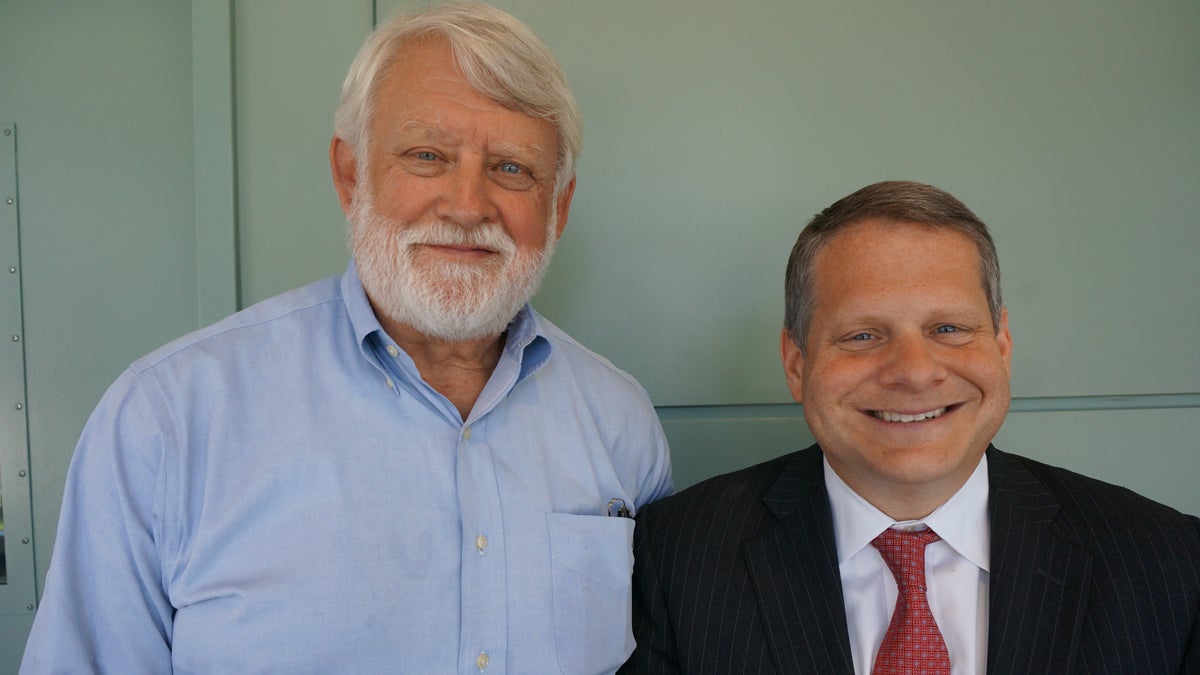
[813,220,987,292]
[369,43,557,159]
[819,219,979,260]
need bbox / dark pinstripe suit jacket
[621,445,1200,674]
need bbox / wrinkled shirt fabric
[22,261,673,674]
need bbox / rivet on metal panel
[18,470,27,477]
[26,605,34,611]
[15,403,23,410]
[7,267,15,273]
[2,128,11,136]
[11,334,19,342]
[21,538,29,544]
[5,198,13,205]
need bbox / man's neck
[831,463,980,522]
[380,314,505,421]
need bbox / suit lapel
[742,447,854,673]
[986,447,1092,673]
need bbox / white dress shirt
[825,455,990,675]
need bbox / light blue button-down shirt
[22,262,673,674]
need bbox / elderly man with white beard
[22,4,672,674]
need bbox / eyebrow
[394,119,551,161]
[396,120,450,141]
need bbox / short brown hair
[784,180,1002,350]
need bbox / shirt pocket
[546,512,635,675]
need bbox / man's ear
[552,176,576,240]
[780,328,806,404]
[330,136,358,216]
[996,306,1014,377]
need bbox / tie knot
[871,527,940,589]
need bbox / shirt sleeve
[21,369,174,673]
[627,395,674,509]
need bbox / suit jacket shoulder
[624,446,854,674]
[986,447,1200,673]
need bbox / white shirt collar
[824,453,991,572]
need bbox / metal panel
[0,123,37,615]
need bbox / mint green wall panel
[994,407,1200,518]
[379,0,1200,405]
[660,406,814,491]
[235,0,373,305]
[0,1,199,664]
[0,615,34,674]
[193,0,240,326]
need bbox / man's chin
[354,233,554,343]
[401,305,520,342]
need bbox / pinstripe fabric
[622,445,1200,674]
[986,449,1200,674]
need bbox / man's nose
[435,162,499,227]
[877,333,949,390]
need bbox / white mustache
[396,221,517,257]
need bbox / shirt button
[386,344,399,357]
[476,651,490,670]
[462,427,471,440]
[476,535,488,553]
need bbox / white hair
[334,2,582,194]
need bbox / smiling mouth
[871,407,948,423]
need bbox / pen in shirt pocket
[607,497,632,518]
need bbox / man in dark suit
[621,181,1199,674]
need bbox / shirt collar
[342,259,385,351]
[503,304,551,382]
[923,455,990,572]
[825,453,990,572]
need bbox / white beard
[348,186,558,342]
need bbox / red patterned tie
[870,527,951,675]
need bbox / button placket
[456,417,507,672]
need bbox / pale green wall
[1,0,1198,670]
[456,0,1200,405]
[234,0,371,303]
[1,1,200,669]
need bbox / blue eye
[499,161,522,174]
[415,151,438,161]
[851,333,873,341]
[935,325,960,334]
